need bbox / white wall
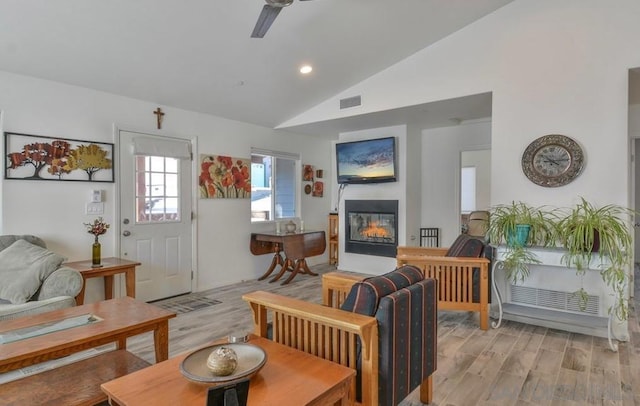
[283,0,640,214]
[0,71,333,302]
[422,120,491,246]
[336,125,410,275]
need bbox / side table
[65,257,141,305]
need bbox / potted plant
[488,201,557,247]
[487,201,557,283]
[556,197,635,320]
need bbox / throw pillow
[0,239,66,304]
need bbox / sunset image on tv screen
[336,137,395,183]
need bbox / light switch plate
[86,202,104,215]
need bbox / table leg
[297,259,318,276]
[75,277,88,305]
[125,268,136,298]
[270,258,295,283]
[116,338,127,351]
[104,275,114,300]
[258,243,284,281]
[154,321,170,362]
[281,259,309,285]
[491,260,504,329]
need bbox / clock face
[532,144,571,177]
[522,134,584,187]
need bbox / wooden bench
[0,350,150,406]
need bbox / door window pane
[136,156,181,223]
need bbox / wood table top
[101,335,355,406]
[0,297,175,371]
[64,257,142,273]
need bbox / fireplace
[345,200,398,257]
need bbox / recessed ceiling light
[299,65,313,74]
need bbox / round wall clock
[521,134,584,187]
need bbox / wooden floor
[125,264,640,406]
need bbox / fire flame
[361,222,390,238]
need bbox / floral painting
[199,155,251,199]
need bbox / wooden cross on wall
[153,107,165,129]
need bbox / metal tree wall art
[4,132,114,182]
[70,144,113,181]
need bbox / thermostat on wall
[91,190,104,203]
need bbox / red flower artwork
[199,155,251,199]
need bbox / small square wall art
[199,155,251,199]
[312,181,324,197]
[303,164,314,181]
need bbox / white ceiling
[0,1,514,135]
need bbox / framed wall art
[199,154,251,199]
[303,164,314,181]
[4,132,114,182]
[312,181,324,197]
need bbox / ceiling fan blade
[251,5,282,38]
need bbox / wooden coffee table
[0,297,175,373]
[101,335,354,405]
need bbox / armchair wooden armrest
[242,290,379,406]
[322,272,366,308]
[397,246,449,258]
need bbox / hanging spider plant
[556,197,635,320]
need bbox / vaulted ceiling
[0,1,514,134]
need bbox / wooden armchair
[397,234,491,330]
[243,266,437,406]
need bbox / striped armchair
[243,265,437,406]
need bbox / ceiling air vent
[340,95,361,110]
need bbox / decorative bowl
[285,220,297,233]
[180,343,267,384]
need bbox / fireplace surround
[344,200,398,258]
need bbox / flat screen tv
[336,136,397,184]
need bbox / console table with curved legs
[250,231,326,285]
[490,246,627,352]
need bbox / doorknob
[123,230,131,237]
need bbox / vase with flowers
[84,217,110,268]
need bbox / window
[460,166,476,214]
[251,149,299,222]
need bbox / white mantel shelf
[490,245,629,352]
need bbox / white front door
[118,130,193,302]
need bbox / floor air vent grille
[510,285,600,315]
